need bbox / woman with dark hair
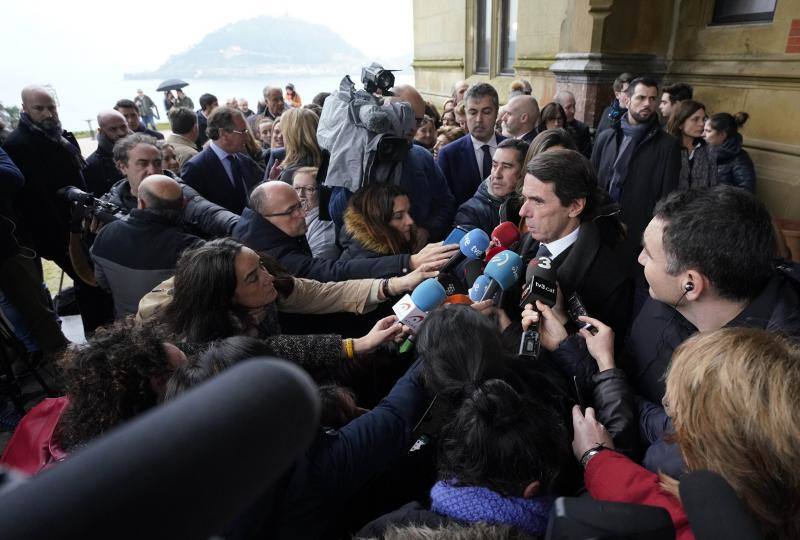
[534,102,567,135]
[703,111,756,193]
[524,128,577,165]
[666,100,718,189]
[339,183,418,260]
[157,238,405,376]
[414,116,437,150]
[358,378,574,538]
[1,322,186,474]
[433,126,466,160]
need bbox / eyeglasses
[262,202,304,218]
[293,186,317,195]
[227,128,249,135]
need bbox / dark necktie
[481,144,492,179]
[226,155,249,206]
[535,243,552,259]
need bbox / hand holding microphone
[439,228,491,274]
[518,257,558,358]
[409,241,461,271]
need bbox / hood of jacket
[342,207,399,257]
[714,132,744,163]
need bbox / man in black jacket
[591,77,680,280]
[233,181,458,282]
[554,90,592,158]
[83,110,129,196]
[114,99,163,140]
[4,85,112,333]
[91,175,201,318]
[101,133,238,239]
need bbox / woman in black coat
[703,111,756,193]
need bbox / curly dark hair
[437,378,571,497]
[56,323,172,451]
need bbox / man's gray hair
[207,106,243,140]
[262,85,280,98]
[464,83,499,111]
[249,184,268,214]
[113,133,158,163]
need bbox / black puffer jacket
[453,180,513,235]
[712,133,756,193]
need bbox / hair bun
[734,111,749,127]
[467,379,522,429]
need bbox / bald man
[91,174,201,318]
[84,110,130,196]
[233,181,458,282]
[3,85,116,332]
[554,90,592,157]
[502,95,540,144]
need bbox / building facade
[412,0,800,220]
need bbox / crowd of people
[0,70,797,539]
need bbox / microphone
[468,274,493,302]
[680,470,762,540]
[436,273,467,296]
[519,257,558,359]
[491,221,520,250]
[483,244,507,265]
[0,359,320,540]
[392,278,446,333]
[442,226,469,246]
[439,228,490,274]
[479,250,524,302]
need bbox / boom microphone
[479,250,524,302]
[519,257,558,359]
[0,359,320,540]
[439,228,490,274]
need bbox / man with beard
[592,77,680,283]
[83,110,130,196]
[4,85,112,333]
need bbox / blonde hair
[279,108,321,169]
[665,328,800,539]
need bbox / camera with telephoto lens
[57,186,128,225]
[361,62,398,95]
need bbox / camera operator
[100,133,239,239]
[4,85,112,333]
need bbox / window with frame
[475,0,492,74]
[499,0,518,74]
[711,0,777,25]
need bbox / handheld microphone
[479,250,524,302]
[436,272,467,296]
[392,278,446,333]
[468,274,493,302]
[491,221,520,250]
[443,226,469,246]
[439,228,490,274]
[483,245,507,265]
[680,470,762,540]
[519,257,558,359]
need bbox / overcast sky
[3,0,414,78]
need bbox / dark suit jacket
[181,146,262,215]
[436,133,506,207]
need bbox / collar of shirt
[471,134,498,153]
[542,225,581,260]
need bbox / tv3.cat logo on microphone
[493,250,521,280]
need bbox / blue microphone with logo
[480,249,524,302]
[468,274,493,302]
[439,228,491,275]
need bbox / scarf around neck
[19,112,87,169]
[608,114,651,202]
[430,480,554,537]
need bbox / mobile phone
[443,226,469,246]
[566,292,597,335]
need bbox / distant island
[125,16,371,79]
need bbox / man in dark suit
[436,83,506,207]
[181,106,262,215]
[554,90,592,158]
[195,93,218,147]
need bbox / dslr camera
[361,62,398,95]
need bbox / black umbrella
[156,79,189,92]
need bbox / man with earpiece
[528,185,800,477]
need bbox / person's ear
[116,160,128,176]
[522,480,540,499]
[568,197,586,218]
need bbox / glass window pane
[712,0,776,25]
[475,0,492,73]
[500,0,518,73]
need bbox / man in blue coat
[181,106,262,215]
[436,83,506,207]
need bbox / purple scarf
[431,480,554,537]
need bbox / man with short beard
[83,110,130,196]
[592,77,680,280]
[4,85,113,332]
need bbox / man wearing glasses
[181,106,263,214]
[292,167,339,260]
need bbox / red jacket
[584,449,694,540]
[1,397,70,475]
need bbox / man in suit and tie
[436,83,506,207]
[181,106,262,215]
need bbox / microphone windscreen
[410,278,447,312]
[483,245,507,264]
[443,226,468,246]
[483,250,524,290]
[458,228,490,260]
[469,274,492,302]
[0,359,320,540]
[680,470,762,540]
[491,221,520,248]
